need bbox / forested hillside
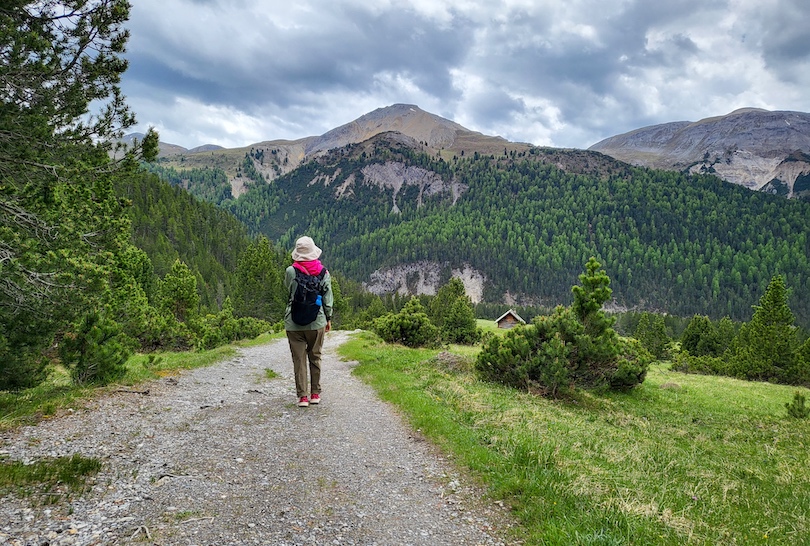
[228,139,810,327]
[141,163,233,205]
[115,170,251,310]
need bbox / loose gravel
[0,331,516,545]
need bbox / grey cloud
[125,4,471,116]
[121,0,810,150]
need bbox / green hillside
[228,139,810,327]
[116,170,251,310]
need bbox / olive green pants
[285,328,325,398]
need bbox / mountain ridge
[131,104,531,197]
[134,104,810,199]
[589,109,810,198]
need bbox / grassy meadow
[339,327,810,546]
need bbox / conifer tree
[728,275,801,382]
[1,0,156,389]
[429,278,466,329]
[430,278,481,344]
[374,298,439,348]
[571,257,619,363]
[681,315,720,357]
[158,260,200,323]
[233,236,285,322]
[635,312,669,359]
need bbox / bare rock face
[359,162,467,212]
[365,262,486,303]
[589,108,810,198]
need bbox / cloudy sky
[121,0,810,150]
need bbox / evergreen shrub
[373,298,439,348]
[476,258,651,396]
[59,312,132,385]
[0,333,48,391]
[785,391,809,419]
[670,353,728,376]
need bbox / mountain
[589,108,810,199]
[229,127,810,328]
[137,104,810,326]
[143,104,532,198]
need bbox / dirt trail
[0,331,514,545]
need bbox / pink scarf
[293,259,324,275]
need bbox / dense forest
[224,142,810,328]
[141,163,233,205]
[116,170,251,310]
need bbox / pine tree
[1,1,157,389]
[429,277,466,329]
[443,297,482,344]
[571,257,618,363]
[158,260,200,323]
[635,312,669,359]
[681,315,720,357]
[728,275,800,382]
[233,236,285,322]
[374,298,439,348]
[430,278,481,344]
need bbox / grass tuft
[0,454,102,502]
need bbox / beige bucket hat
[291,236,322,261]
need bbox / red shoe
[298,396,309,407]
[310,393,320,404]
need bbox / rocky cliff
[589,108,810,198]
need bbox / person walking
[284,236,333,407]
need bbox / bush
[785,391,809,419]
[193,304,273,350]
[373,298,439,348]
[610,338,653,391]
[137,308,195,352]
[59,312,132,385]
[670,352,728,376]
[476,258,649,396]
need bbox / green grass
[0,454,102,503]
[339,331,810,546]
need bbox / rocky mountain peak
[589,108,810,198]
[304,104,470,155]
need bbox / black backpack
[290,268,327,326]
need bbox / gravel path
[0,331,515,545]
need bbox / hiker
[284,236,333,408]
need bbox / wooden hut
[495,309,526,329]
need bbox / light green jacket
[283,265,333,331]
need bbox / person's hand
[325,320,332,333]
